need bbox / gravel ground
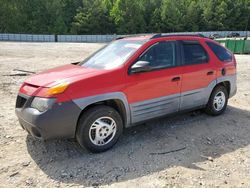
[0,42,250,188]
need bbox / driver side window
[139,41,176,69]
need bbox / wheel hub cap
[89,117,117,146]
[213,91,226,111]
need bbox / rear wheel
[205,85,228,116]
[76,105,123,153]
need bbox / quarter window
[206,41,232,62]
[182,41,209,65]
[138,41,176,69]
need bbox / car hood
[25,64,105,87]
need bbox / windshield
[79,40,145,69]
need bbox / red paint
[19,36,236,104]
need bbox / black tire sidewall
[76,105,123,153]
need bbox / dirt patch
[0,42,250,187]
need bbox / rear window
[206,42,232,62]
[182,41,209,65]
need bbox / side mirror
[130,61,151,74]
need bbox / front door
[124,41,182,123]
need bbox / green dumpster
[226,40,236,52]
[216,38,250,54]
[244,40,250,54]
[225,39,250,54]
[235,40,245,54]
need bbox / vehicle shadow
[26,106,250,186]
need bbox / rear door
[179,40,216,111]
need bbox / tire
[205,85,228,116]
[76,105,123,153]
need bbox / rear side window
[182,41,209,65]
[206,42,232,62]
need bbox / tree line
[0,0,250,35]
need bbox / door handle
[207,71,214,75]
[172,76,181,82]
[221,68,226,76]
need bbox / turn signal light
[47,82,70,95]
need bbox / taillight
[233,55,237,68]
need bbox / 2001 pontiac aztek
[15,34,237,153]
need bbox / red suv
[15,34,237,152]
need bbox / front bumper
[15,93,82,140]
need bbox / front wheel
[205,85,228,116]
[76,105,123,153]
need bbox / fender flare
[72,92,131,127]
[216,74,237,98]
[204,74,237,105]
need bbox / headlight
[31,97,55,112]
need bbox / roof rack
[151,33,206,39]
[114,33,154,40]
[115,36,126,40]
[114,33,206,41]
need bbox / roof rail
[151,33,206,39]
[115,36,125,40]
[114,33,154,40]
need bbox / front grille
[16,95,27,108]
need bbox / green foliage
[161,0,186,32]
[0,0,250,34]
[0,0,26,33]
[71,0,114,34]
[184,0,203,31]
[110,0,146,34]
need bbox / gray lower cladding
[16,94,82,140]
[130,94,180,123]
[218,74,237,98]
[130,86,212,123]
